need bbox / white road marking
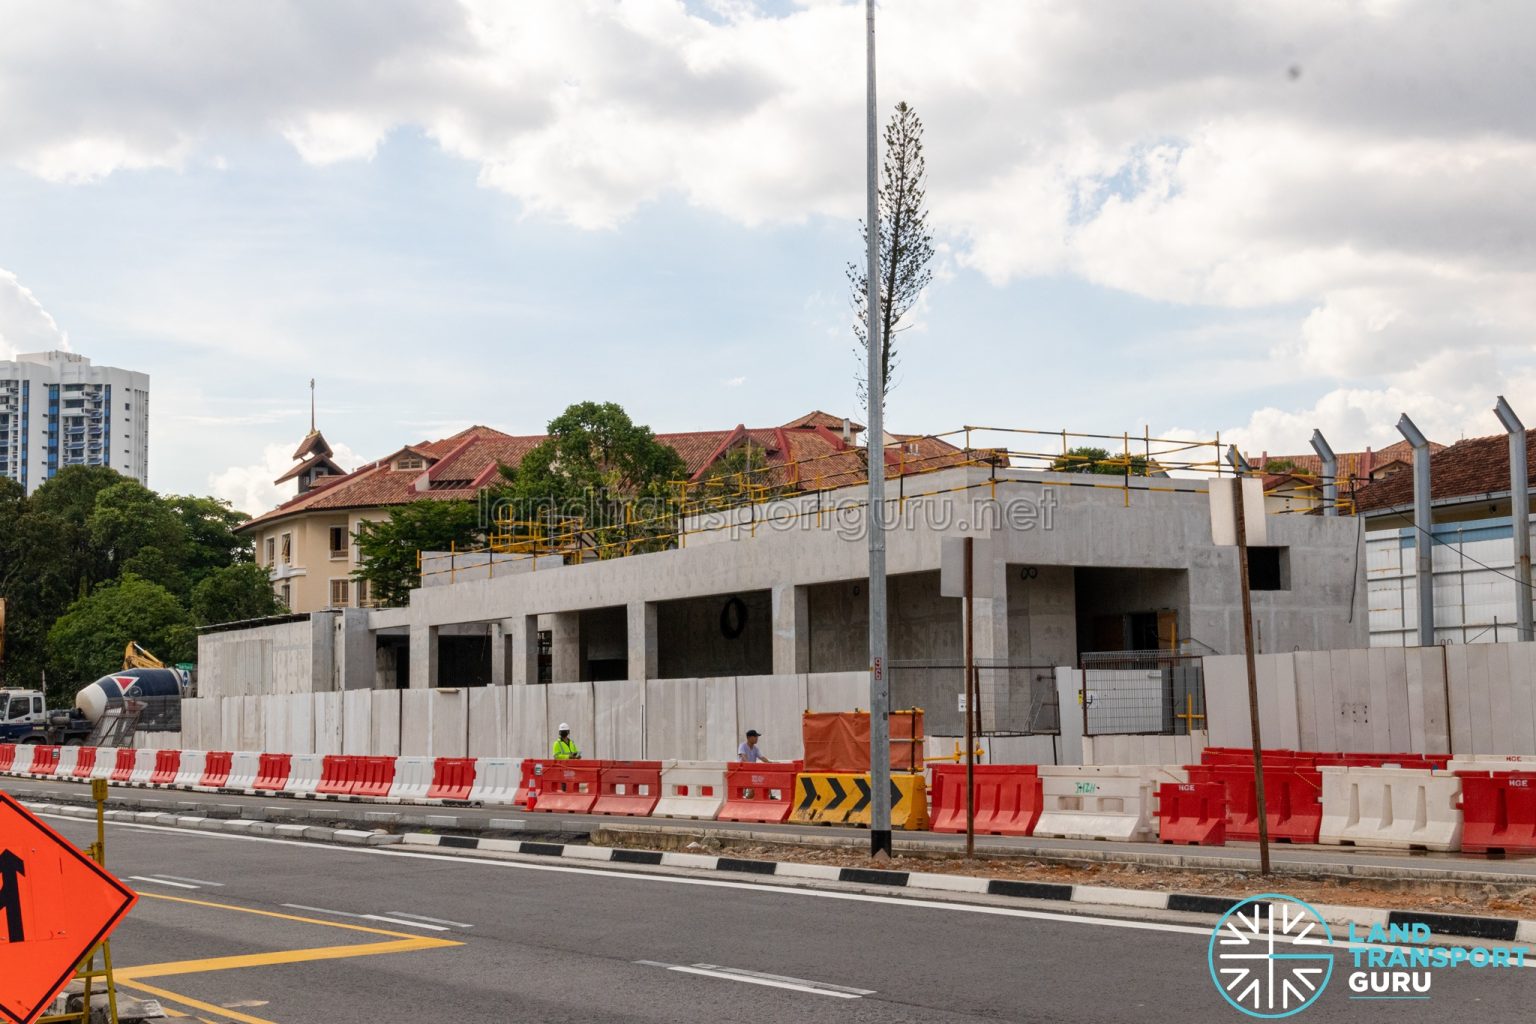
[384,911,474,929]
[280,903,451,932]
[38,812,1536,965]
[636,960,871,998]
[127,875,200,889]
[150,874,223,887]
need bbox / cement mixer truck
[0,661,189,746]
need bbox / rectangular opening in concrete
[656,590,771,678]
[375,634,408,689]
[806,571,960,673]
[440,625,493,686]
[1073,567,1188,658]
[578,606,629,681]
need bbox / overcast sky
[2,0,1533,513]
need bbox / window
[329,525,348,559]
[31,697,42,715]
[265,537,276,566]
[279,583,291,609]
[1247,547,1290,591]
[280,533,292,564]
[329,579,350,607]
[355,578,373,607]
[396,455,425,471]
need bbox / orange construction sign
[0,791,136,1024]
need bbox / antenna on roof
[309,378,316,433]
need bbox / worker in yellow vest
[552,723,581,760]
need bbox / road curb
[399,831,1536,944]
[25,800,403,847]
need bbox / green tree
[88,479,185,580]
[45,574,193,692]
[170,495,252,584]
[353,500,483,607]
[190,562,286,625]
[849,101,935,409]
[1050,446,1150,476]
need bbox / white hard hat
[558,722,571,732]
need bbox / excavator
[122,642,166,671]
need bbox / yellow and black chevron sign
[789,772,929,830]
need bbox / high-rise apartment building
[0,351,150,494]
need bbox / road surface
[26,810,1535,1023]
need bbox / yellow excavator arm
[123,641,165,670]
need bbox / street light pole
[865,0,892,858]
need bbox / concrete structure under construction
[193,463,1366,761]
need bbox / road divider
[1318,766,1462,852]
[592,761,662,816]
[718,761,800,823]
[1157,781,1226,846]
[929,764,1041,836]
[1033,765,1184,842]
[654,761,728,820]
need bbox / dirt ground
[597,830,1536,920]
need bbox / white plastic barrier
[128,748,157,786]
[90,748,116,781]
[226,752,261,793]
[56,745,81,778]
[174,750,208,790]
[1448,756,1536,773]
[286,753,324,798]
[1318,766,1463,852]
[469,758,521,806]
[654,760,728,820]
[1033,765,1186,842]
[391,757,435,803]
[10,745,34,776]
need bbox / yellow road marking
[119,980,281,1024]
[134,892,435,939]
[118,936,459,979]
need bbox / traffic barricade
[1157,782,1227,845]
[391,757,434,803]
[149,749,180,788]
[527,760,601,814]
[253,753,293,792]
[110,747,137,783]
[1187,763,1323,843]
[653,761,728,820]
[225,751,261,792]
[427,758,476,803]
[286,753,324,798]
[9,745,35,776]
[718,761,802,823]
[1318,766,1462,852]
[56,745,81,779]
[69,746,98,780]
[352,757,396,800]
[1458,770,1536,856]
[592,761,663,816]
[316,755,358,798]
[29,744,61,777]
[929,764,1042,836]
[174,750,208,790]
[1314,752,1449,770]
[89,747,115,781]
[198,751,234,791]
[789,771,929,830]
[468,758,521,806]
[0,744,15,773]
[128,748,157,786]
[1033,765,1184,842]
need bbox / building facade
[0,351,150,494]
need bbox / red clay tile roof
[1353,431,1536,513]
[1252,438,1442,485]
[239,412,977,531]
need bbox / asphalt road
[23,810,1536,1024]
[14,774,1536,882]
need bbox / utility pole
[1232,478,1271,876]
[865,0,892,859]
[964,536,976,857]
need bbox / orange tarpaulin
[802,710,924,773]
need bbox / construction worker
[552,723,581,760]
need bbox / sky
[2,0,1534,514]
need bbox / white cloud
[209,440,362,518]
[0,269,69,358]
[723,375,746,387]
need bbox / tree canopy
[1050,446,1150,476]
[352,500,485,608]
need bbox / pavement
[19,798,1536,1022]
[10,773,1536,886]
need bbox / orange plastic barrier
[71,746,98,779]
[929,764,1042,835]
[111,748,136,782]
[1204,747,1450,770]
[802,712,923,773]
[200,751,233,789]
[0,745,14,772]
[354,756,396,799]
[316,755,358,797]
[718,761,803,823]
[527,760,601,813]
[1187,764,1322,843]
[253,753,292,792]
[29,745,60,776]
[150,749,180,787]
[516,759,541,807]
[1158,782,1227,845]
[427,758,476,802]
[1459,770,1536,856]
[592,761,662,816]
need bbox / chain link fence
[1076,650,1205,736]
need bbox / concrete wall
[656,591,772,679]
[197,614,336,697]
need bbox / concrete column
[310,610,338,692]
[335,608,375,690]
[408,623,438,690]
[971,554,1011,732]
[771,582,809,674]
[488,621,507,686]
[509,616,539,685]
[551,612,581,683]
[627,601,658,681]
